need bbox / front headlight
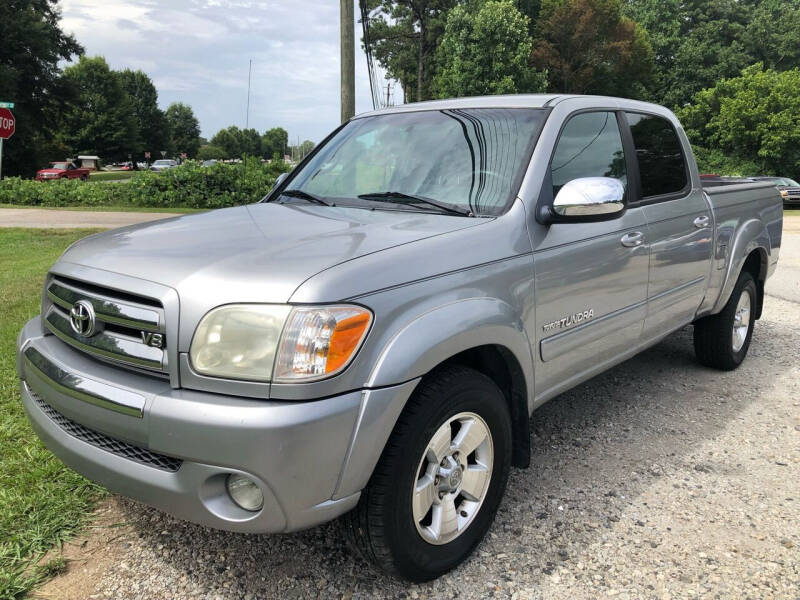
[190,304,291,381]
[189,304,372,383]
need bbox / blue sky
[60,0,391,143]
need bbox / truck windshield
[283,108,547,216]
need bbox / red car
[35,161,91,181]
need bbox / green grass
[0,203,203,214]
[0,229,106,599]
[89,170,135,181]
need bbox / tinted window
[551,112,626,197]
[289,108,547,216]
[625,113,687,198]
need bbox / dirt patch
[28,499,134,600]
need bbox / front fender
[713,218,770,314]
[366,297,534,406]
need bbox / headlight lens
[189,304,291,381]
[189,304,372,383]
[274,306,372,382]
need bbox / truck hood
[59,203,486,304]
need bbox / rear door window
[551,111,627,197]
[625,113,688,199]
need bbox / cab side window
[551,111,627,197]
[625,112,688,198]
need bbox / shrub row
[0,160,291,209]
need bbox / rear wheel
[80,174,88,181]
[694,271,757,370]
[344,365,512,582]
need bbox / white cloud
[59,0,385,143]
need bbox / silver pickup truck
[17,95,783,581]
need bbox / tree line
[368,0,800,175]
[0,1,304,177]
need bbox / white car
[150,159,177,172]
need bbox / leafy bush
[0,159,291,209]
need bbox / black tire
[80,174,88,181]
[343,365,512,582]
[694,270,757,370]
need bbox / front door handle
[694,215,710,229]
[621,231,645,248]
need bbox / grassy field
[0,203,203,214]
[88,170,136,181]
[0,229,106,599]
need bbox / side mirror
[272,172,288,190]
[552,177,625,219]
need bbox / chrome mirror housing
[552,177,625,218]
[272,172,289,190]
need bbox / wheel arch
[337,298,535,498]
[713,219,771,317]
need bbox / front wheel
[344,365,512,582]
[694,270,757,370]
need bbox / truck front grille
[28,384,182,472]
[44,275,168,377]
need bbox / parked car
[17,95,783,582]
[751,176,800,207]
[150,159,178,172]
[34,161,91,181]
[201,159,217,167]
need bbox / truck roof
[356,94,676,119]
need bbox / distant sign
[144,151,151,159]
[180,152,187,159]
[0,102,14,109]
[0,108,15,139]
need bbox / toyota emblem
[69,300,97,337]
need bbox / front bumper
[17,317,418,533]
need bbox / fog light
[226,474,264,511]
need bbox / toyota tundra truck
[16,95,783,581]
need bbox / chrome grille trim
[45,307,164,371]
[47,279,161,332]
[45,276,167,374]
[25,382,182,472]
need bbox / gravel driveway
[35,222,800,600]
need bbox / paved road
[33,217,800,600]
[0,208,183,229]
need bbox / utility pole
[340,0,355,123]
[245,59,252,129]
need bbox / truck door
[531,110,650,398]
[622,112,712,341]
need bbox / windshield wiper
[278,189,333,206]
[357,191,473,217]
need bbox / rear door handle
[694,215,710,229]
[620,231,645,248]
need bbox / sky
[59,0,394,144]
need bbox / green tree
[61,56,138,161]
[434,0,546,97]
[679,65,800,176]
[366,0,456,102]
[0,0,83,176]
[623,0,800,108]
[261,127,288,159]
[165,102,201,158]
[532,0,653,97]
[211,126,243,157]
[118,69,169,159]
[197,144,226,160]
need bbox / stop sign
[0,108,14,139]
